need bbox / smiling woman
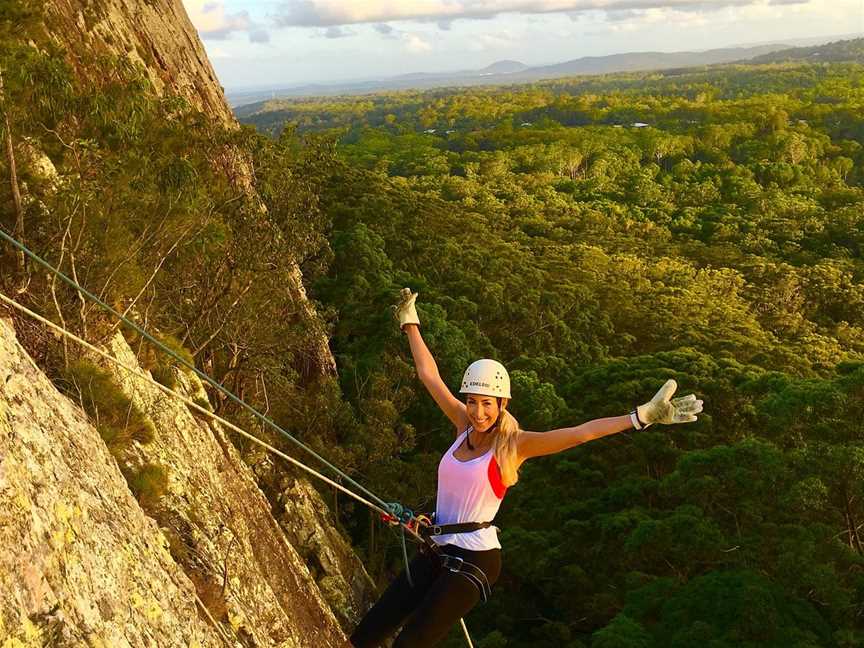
[346,288,703,648]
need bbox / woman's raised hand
[636,379,703,427]
[394,287,420,330]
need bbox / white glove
[632,379,703,429]
[394,288,420,330]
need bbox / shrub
[126,462,169,511]
[61,360,155,455]
[122,329,194,390]
[150,363,176,389]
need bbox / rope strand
[0,228,393,514]
[0,290,401,525]
[0,226,478,646]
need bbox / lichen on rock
[0,317,223,646]
[1,312,368,645]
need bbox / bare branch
[50,200,81,367]
[96,221,156,304]
[180,260,235,345]
[1,66,27,289]
[192,279,254,357]
[109,224,193,334]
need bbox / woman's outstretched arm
[396,289,468,432]
[404,325,467,431]
[516,415,633,461]
[517,380,703,463]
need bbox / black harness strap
[413,514,497,603]
[419,542,493,603]
[439,554,492,602]
[420,520,494,537]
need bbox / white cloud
[604,5,714,28]
[468,31,517,50]
[205,44,230,58]
[182,0,269,42]
[600,0,857,33]
[273,0,794,27]
[404,33,434,52]
[322,25,356,38]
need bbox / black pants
[350,544,502,648]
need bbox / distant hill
[385,59,529,82]
[230,44,792,109]
[748,38,864,64]
[479,60,529,75]
[228,36,861,108]
[505,44,786,80]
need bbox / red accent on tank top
[488,456,507,499]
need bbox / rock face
[44,0,234,126]
[0,313,371,646]
[0,2,375,643]
[0,316,222,646]
[101,331,350,646]
[272,472,377,630]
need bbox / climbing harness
[420,535,494,604]
[381,508,496,603]
[419,513,496,604]
[436,553,492,604]
[419,517,496,541]
[0,228,483,647]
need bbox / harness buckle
[431,525,443,536]
[443,555,464,572]
[438,554,492,603]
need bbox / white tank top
[432,427,508,551]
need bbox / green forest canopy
[241,59,864,647]
[1,7,862,643]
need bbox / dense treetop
[240,60,864,647]
[1,8,862,643]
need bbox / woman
[348,289,703,648]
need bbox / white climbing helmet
[459,359,511,399]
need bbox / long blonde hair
[492,399,521,487]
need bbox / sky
[179,0,864,89]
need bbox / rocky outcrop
[1,2,372,642]
[272,471,377,631]
[0,316,222,646]
[100,331,350,646]
[0,314,369,646]
[44,0,234,125]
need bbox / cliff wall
[1,2,376,644]
[103,331,374,641]
[44,0,234,125]
[0,316,224,646]
[0,312,372,645]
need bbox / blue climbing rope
[0,229,478,646]
[0,228,420,534]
